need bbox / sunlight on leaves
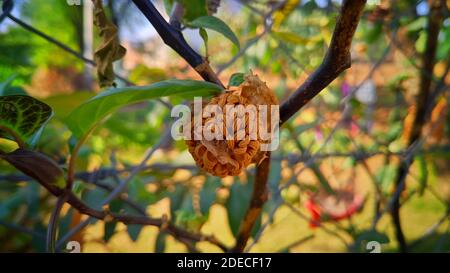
[65,79,222,139]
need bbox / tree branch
[279,0,367,124]
[390,0,445,253]
[230,0,367,253]
[26,178,228,252]
[46,193,68,253]
[55,126,228,252]
[216,1,285,75]
[232,153,271,252]
[64,191,228,252]
[131,0,224,88]
[4,9,172,110]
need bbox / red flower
[304,188,364,228]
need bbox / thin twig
[217,1,285,75]
[58,190,229,252]
[232,0,367,253]
[284,202,350,248]
[131,0,224,87]
[0,220,46,239]
[56,126,173,249]
[232,153,271,252]
[5,12,172,110]
[279,0,367,124]
[278,234,315,252]
[4,146,450,185]
[390,0,445,253]
[46,193,69,253]
[409,212,450,249]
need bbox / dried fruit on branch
[186,72,278,177]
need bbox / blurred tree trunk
[83,0,94,89]
[390,0,445,253]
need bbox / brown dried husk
[186,73,279,177]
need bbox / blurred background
[0,0,449,253]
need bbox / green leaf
[365,22,383,43]
[415,30,427,54]
[272,31,316,45]
[437,25,450,60]
[375,165,397,193]
[385,122,402,142]
[155,231,167,253]
[104,222,117,242]
[175,210,207,233]
[228,73,245,87]
[406,17,426,32]
[226,176,261,238]
[25,182,40,218]
[199,27,209,55]
[65,80,222,139]
[31,223,47,253]
[162,0,174,17]
[104,200,122,242]
[82,187,108,210]
[0,75,27,96]
[168,184,191,217]
[128,65,167,84]
[179,0,208,21]
[127,225,143,242]
[189,16,240,49]
[268,157,281,193]
[43,92,94,120]
[0,187,27,218]
[0,95,53,145]
[200,177,221,215]
[128,177,158,207]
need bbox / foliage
[65,79,222,139]
[0,0,449,254]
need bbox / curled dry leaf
[92,0,126,88]
[186,72,279,177]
